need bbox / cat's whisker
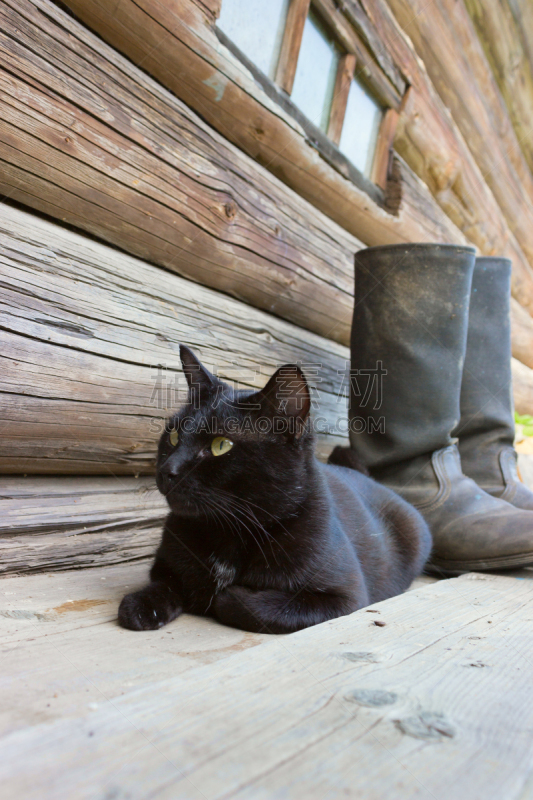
[221,500,283,568]
[211,493,271,567]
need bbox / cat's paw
[118,582,182,631]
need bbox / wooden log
[396,88,533,318]
[0,203,350,474]
[5,0,533,346]
[0,477,166,575]
[464,0,533,175]
[1,200,530,475]
[0,0,359,347]
[512,358,533,416]
[518,454,533,488]
[338,1,533,319]
[53,0,533,323]
[507,0,533,75]
[1,0,508,342]
[511,298,533,371]
[51,0,474,250]
[0,0,476,355]
[383,0,533,274]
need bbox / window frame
[215,0,405,191]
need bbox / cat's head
[156,345,314,520]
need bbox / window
[217,0,290,80]
[339,78,382,176]
[217,0,397,186]
[290,11,340,133]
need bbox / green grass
[515,412,533,437]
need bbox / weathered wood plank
[59,0,533,324]
[275,0,310,94]
[0,0,358,346]
[384,0,533,277]
[0,203,350,474]
[518,454,533,489]
[341,0,533,319]
[0,477,167,575]
[54,0,477,249]
[511,298,533,370]
[4,0,533,358]
[464,0,533,175]
[512,357,533,416]
[1,571,532,799]
[507,0,533,75]
[0,562,272,739]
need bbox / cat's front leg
[214,585,356,634]
[118,581,182,631]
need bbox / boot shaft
[350,243,476,472]
[456,257,517,495]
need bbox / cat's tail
[327,445,369,476]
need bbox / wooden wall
[2,0,533,572]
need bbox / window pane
[218,0,290,80]
[339,78,382,177]
[290,11,340,132]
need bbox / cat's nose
[158,455,181,495]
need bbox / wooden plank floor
[1,563,533,799]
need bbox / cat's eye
[211,436,234,456]
[169,429,179,447]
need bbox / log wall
[1,0,532,356]
[347,0,533,318]
[0,0,359,346]
[464,0,533,175]
[57,0,533,325]
[0,203,350,474]
[385,0,533,277]
[0,477,166,574]
[2,0,533,572]
[52,0,489,248]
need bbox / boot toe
[429,503,533,573]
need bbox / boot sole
[426,551,533,576]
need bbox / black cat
[118,346,431,634]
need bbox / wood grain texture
[327,53,356,145]
[56,0,533,323]
[0,0,359,346]
[511,298,533,370]
[275,0,311,94]
[313,0,403,109]
[339,0,533,319]
[57,0,477,249]
[507,0,533,75]
[512,357,533,415]
[5,0,533,335]
[0,562,272,736]
[0,203,350,474]
[371,107,397,190]
[0,477,167,574]
[464,0,533,174]
[384,0,533,277]
[1,570,533,798]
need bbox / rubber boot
[455,256,533,510]
[349,243,533,574]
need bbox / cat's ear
[253,364,311,438]
[179,345,218,404]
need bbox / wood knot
[224,201,237,220]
